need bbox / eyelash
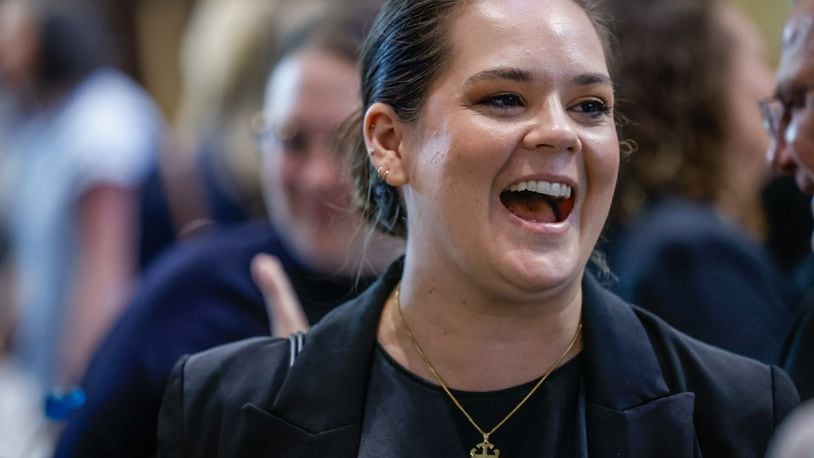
[478,93,525,110]
[476,93,612,120]
[571,99,612,118]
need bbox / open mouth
[500,179,575,224]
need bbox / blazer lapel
[236,260,404,456]
[581,274,699,457]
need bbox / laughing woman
[157,0,799,456]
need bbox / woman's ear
[364,102,409,186]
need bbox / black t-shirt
[358,344,583,457]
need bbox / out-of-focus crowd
[0,0,813,456]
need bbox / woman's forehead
[265,51,359,118]
[445,0,609,80]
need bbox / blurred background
[1,0,786,123]
[732,0,790,73]
[67,0,798,120]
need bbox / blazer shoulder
[182,337,292,409]
[633,307,799,450]
[158,337,291,456]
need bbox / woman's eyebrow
[572,73,612,87]
[463,68,612,89]
[464,67,533,88]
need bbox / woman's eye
[281,134,308,154]
[479,93,525,110]
[572,99,611,117]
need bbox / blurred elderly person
[766,0,814,402]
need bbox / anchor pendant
[470,436,500,457]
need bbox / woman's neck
[377,255,583,392]
[715,187,766,240]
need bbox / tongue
[501,191,557,223]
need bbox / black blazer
[158,261,799,457]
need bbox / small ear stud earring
[368,148,375,155]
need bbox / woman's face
[261,50,361,271]
[399,0,618,298]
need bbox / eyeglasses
[759,97,785,140]
[251,112,345,157]
[759,89,814,141]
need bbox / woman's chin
[286,231,352,273]
[495,255,583,297]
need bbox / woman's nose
[522,100,581,153]
[302,149,342,190]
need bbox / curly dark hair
[606,0,736,225]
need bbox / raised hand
[250,253,309,337]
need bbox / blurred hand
[250,253,309,337]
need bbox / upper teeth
[507,180,572,198]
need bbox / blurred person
[766,0,814,401]
[132,0,289,272]
[0,3,43,455]
[604,0,797,364]
[159,0,797,456]
[0,0,161,394]
[0,0,27,350]
[152,0,288,242]
[54,5,401,457]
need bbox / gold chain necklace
[394,285,583,458]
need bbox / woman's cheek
[278,155,306,192]
[787,106,814,174]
